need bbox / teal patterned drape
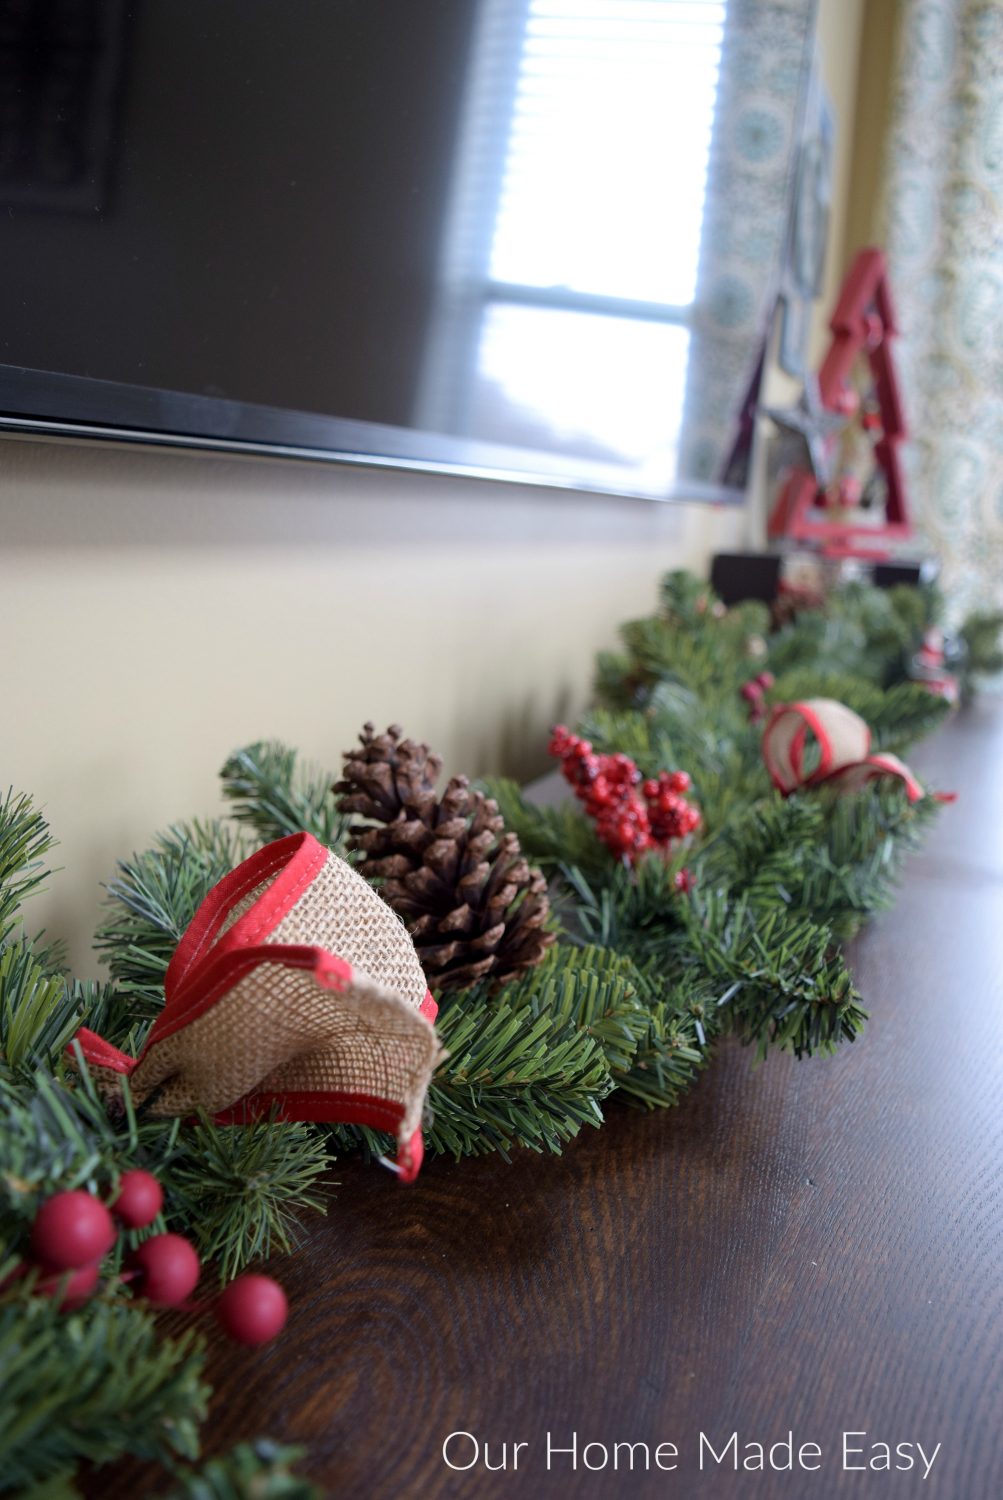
[679,0,815,484]
[882,0,1003,616]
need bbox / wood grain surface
[94,701,1003,1499]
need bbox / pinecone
[333,723,554,992]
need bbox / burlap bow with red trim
[73,832,443,1182]
[762,697,927,801]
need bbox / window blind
[488,0,727,308]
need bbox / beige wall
[0,0,880,973]
[814,0,868,355]
[841,0,903,263]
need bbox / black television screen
[0,0,810,498]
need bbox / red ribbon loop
[72,833,442,1181]
[762,698,925,803]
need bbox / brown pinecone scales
[334,723,554,992]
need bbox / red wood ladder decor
[768,248,912,559]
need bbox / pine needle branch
[1,1058,333,1282]
[168,1117,333,1283]
[0,1060,180,1256]
[554,857,690,970]
[168,1441,319,1500]
[0,788,56,944]
[426,975,614,1160]
[95,821,250,1031]
[0,1293,208,1491]
[221,741,348,850]
[0,940,81,1076]
[959,608,1003,694]
[682,893,866,1060]
[618,986,714,1108]
[693,785,942,938]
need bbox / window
[418,0,727,489]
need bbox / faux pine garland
[1,572,1000,1494]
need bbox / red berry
[216,1273,288,1346]
[131,1233,200,1306]
[36,1261,100,1310]
[111,1170,164,1229]
[31,1191,117,1271]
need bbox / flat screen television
[0,0,811,500]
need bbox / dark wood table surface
[101,701,1003,1499]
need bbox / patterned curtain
[679,0,815,485]
[881,0,1003,617]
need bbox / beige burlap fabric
[77,834,444,1174]
[763,698,924,802]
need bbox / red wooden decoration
[768,248,912,559]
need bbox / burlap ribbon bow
[74,832,443,1182]
[762,698,925,801]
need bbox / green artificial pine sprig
[95,820,250,1034]
[596,569,968,723]
[555,856,689,968]
[168,1440,320,1500]
[593,571,770,711]
[693,783,942,938]
[528,943,652,1078]
[0,788,56,944]
[959,608,1003,695]
[618,985,712,1109]
[169,1116,333,1283]
[0,939,80,1076]
[4,570,997,1497]
[544,867,721,1101]
[426,969,614,1160]
[221,741,349,851]
[0,1060,178,1262]
[0,1292,209,1493]
[0,794,336,1494]
[547,863,865,1065]
[678,892,866,1060]
[767,579,935,685]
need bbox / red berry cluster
[548,726,700,865]
[643,770,701,845]
[740,671,775,723]
[14,1171,287,1346]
